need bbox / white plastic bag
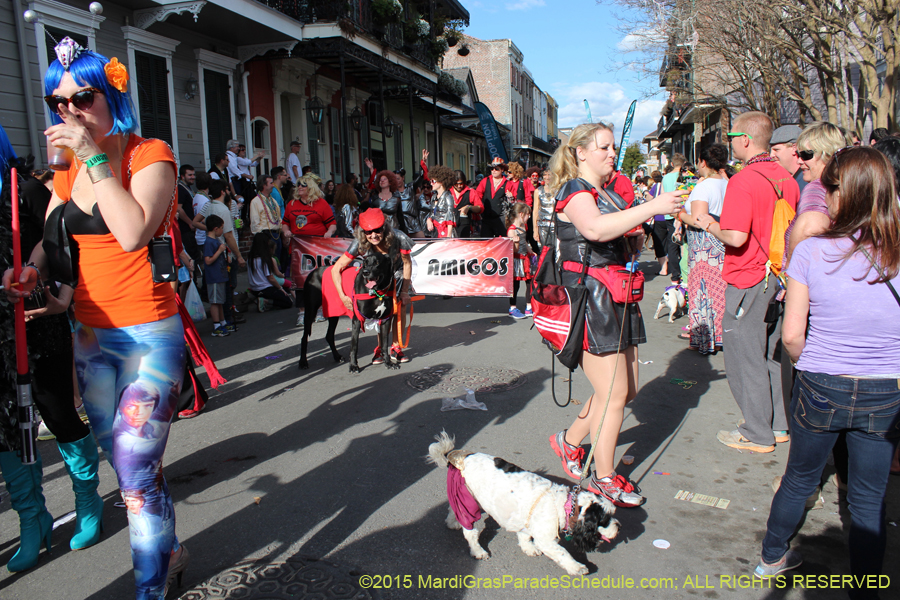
[440,389,487,412]
[184,281,206,322]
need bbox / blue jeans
[762,371,900,598]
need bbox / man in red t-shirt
[695,111,799,454]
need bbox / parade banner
[474,102,509,163]
[616,100,637,170]
[584,99,592,123]
[290,236,513,297]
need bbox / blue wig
[44,49,137,136]
[0,123,16,172]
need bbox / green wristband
[85,153,109,168]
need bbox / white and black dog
[654,284,687,323]
[427,432,619,576]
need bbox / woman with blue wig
[2,38,188,599]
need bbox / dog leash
[575,248,639,491]
[393,294,425,349]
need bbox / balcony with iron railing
[255,0,444,70]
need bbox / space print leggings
[74,314,185,600]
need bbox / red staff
[9,168,38,465]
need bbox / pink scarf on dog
[447,465,481,530]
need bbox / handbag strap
[128,138,177,240]
[851,235,900,308]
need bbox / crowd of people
[611,114,900,590]
[1,34,899,600]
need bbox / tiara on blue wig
[44,43,137,137]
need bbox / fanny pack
[562,261,645,304]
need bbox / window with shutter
[393,123,403,171]
[204,69,232,160]
[306,105,320,175]
[135,51,172,145]
[330,107,342,181]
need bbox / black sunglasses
[797,149,816,161]
[44,87,104,114]
[363,227,382,235]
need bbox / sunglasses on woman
[797,149,816,161]
[44,87,104,114]
[363,227,382,236]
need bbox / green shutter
[135,51,172,145]
[204,70,232,162]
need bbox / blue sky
[459,0,664,144]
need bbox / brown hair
[819,146,900,282]
[374,170,402,193]
[428,164,456,190]
[505,200,531,228]
[353,217,397,255]
[333,183,357,211]
[507,161,524,179]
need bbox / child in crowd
[203,215,230,336]
[248,232,294,312]
[506,202,535,319]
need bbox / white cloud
[553,81,664,145]
[505,0,545,10]
[616,27,666,53]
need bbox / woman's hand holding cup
[44,103,103,163]
[649,190,689,218]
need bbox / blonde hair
[796,122,853,162]
[546,122,614,196]
[295,174,324,202]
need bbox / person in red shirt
[605,170,635,206]
[695,111,800,454]
[473,157,508,237]
[282,174,336,326]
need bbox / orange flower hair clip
[105,58,128,93]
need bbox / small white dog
[427,432,619,576]
[654,284,687,323]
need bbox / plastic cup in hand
[46,137,73,171]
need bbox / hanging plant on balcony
[402,17,430,42]
[457,44,470,57]
[427,37,449,62]
[372,0,403,26]
[445,29,461,47]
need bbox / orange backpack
[751,172,796,278]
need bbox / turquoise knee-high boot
[57,433,103,550]
[0,450,53,572]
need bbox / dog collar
[562,489,578,541]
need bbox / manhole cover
[179,557,384,600]
[406,366,527,394]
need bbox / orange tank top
[53,135,178,329]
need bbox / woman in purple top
[755,147,900,585]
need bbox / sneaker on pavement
[258,297,268,313]
[549,431,586,479]
[509,307,526,319]
[372,347,384,365]
[524,308,534,317]
[296,312,305,328]
[717,429,775,453]
[754,550,802,578]
[212,326,229,337]
[224,322,238,333]
[737,419,790,444]
[586,473,646,508]
[390,345,410,363]
[315,310,326,323]
[37,421,55,441]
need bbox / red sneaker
[390,344,410,363]
[372,347,384,365]
[586,473,645,508]
[549,431,586,479]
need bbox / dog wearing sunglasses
[427,431,619,576]
[298,252,398,372]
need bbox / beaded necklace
[746,153,776,166]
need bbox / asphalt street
[0,248,897,600]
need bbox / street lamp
[350,106,362,132]
[384,115,395,138]
[307,96,325,125]
[184,75,198,100]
